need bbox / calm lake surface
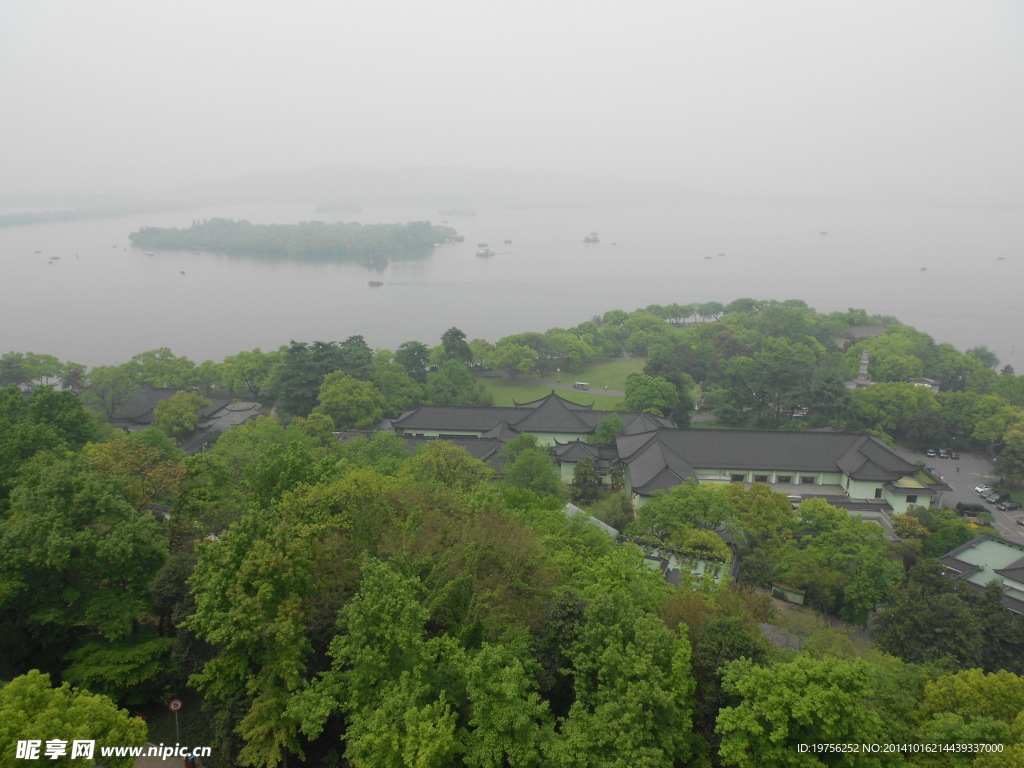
[1,202,1021,370]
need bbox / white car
[975,484,992,495]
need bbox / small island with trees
[128,218,459,260]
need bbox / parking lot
[894,445,1023,541]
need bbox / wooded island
[129,218,459,259]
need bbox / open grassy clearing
[477,377,627,410]
[560,358,645,390]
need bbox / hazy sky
[3,0,1023,203]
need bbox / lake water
[1,202,1021,371]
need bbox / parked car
[925,448,937,457]
[1018,516,1024,527]
[938,448,949,459]
[997,501,1022,512]
[975,484,992,495]
[985,493,1010,505]
[956,502,987,516]
[950,450,960,460]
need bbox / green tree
[222,348,277,397]
[501,437,563,497]
[0,453,167,685]
[0,351,32,387]
[569,455,600,504]
[83,434,185,511]
[488,343,538,378]
[550,588,694,767]
[268,341,324,418]
[624,374,679,416]
[403,440,495,492]
[291,558,463,768]
[691,615,772,745]
[0,670,147,768]
[463,641,552,768]
[425,360,493,406]
[128,347,197,388]
[752,336,819,424]
[83,364,141,421]
[852,381,938,434]
[592,414,624,446]
[871,559,982,668]
[313,371,388,429]
[59,361,88,394]
[335,334,373,380]
[629,481,736,540]
[395,340,431,383]
[994,424,1024,484]
[186,483,356,766]
[441,326,473,365]
[152,390,212,439]
[716,655,898,768]
[371,362,425,414]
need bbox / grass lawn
[478,377,627,410]
[560,358,645,391]
[477,358,645,408]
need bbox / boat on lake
[584,232,599,243]
[367,280,384,287]
[476,249,495,257]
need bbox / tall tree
[425,360,493,406]
[0,453,167,685]
[716,655,898,768]
[313,371,388,429]
[569,455,600,504]
[339,335,374,380]
[550,589,694,767]
[153,390,212,439]
[0,670,147,768]
[395,340,431,383]
[441,327,474,365]
[624,374,679,416]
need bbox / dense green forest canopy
[4,300,1024,766]
[128,218,459,259]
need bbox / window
[777,475,792,484]
[906,495,918,504]
[800,476,816,485]
[754,475,770,483]
[874,488,883,499]
[730,474,745,482]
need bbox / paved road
[894,445,1023,541]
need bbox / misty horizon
[3,1,1023,208]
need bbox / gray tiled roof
[390,392,674,436]
[620,436,697,494]
[995,558,1024,586]
[643,429,915,474]
[940,535,1024,614]
[618,428,921,496]
[510,395,596,433]
[479,420,521,441]
[516,393,593,409]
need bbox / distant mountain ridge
[164,165,705,209]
